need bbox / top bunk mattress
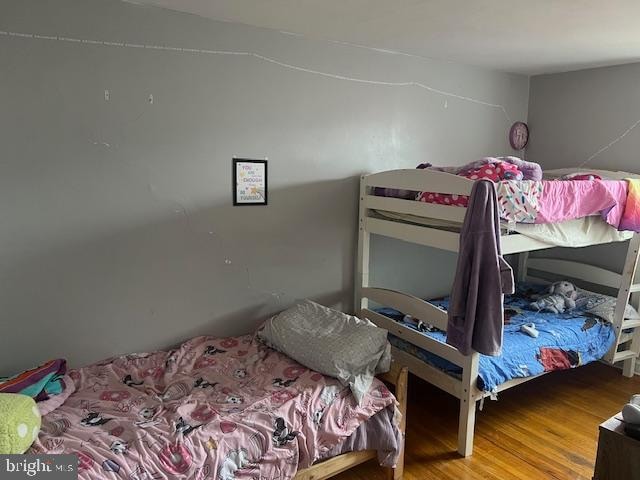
[372,209,633,248]
[378,178,637,230]
[372,158,640,233]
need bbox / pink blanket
[414,178,633,228]
[30,334,396,480]
[536,180,628,228]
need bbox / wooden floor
[334,362,640,480]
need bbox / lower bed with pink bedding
[30,334,399,480]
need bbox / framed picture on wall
[233,158,268,206]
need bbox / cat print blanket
[30,334,396,480]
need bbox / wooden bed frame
[355,167,640,457]
[293,363,408,480]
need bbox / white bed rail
[361,287,449,331]
[359,169,565,255]
[363,194,467,223]
[365,217,461,252]
[363,308,465,367]
[364,169,473,195]
[362,169,471,228]
[526,257,623,290]
[358,286,463,366]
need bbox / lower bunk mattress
[377,283,617,393]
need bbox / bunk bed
[355,167,640,457]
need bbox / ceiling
[128,0,640,75]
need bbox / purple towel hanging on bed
[446,179,514,356]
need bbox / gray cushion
[258,300,389,403]
[576,288,640,323]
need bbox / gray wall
[527,63,640,272]
[0,0,529,373]
[528,62,640,173]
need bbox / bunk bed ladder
[604,234,640,376]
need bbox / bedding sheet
[372,210,633,247]
[416,179,631,229]
[376,284,616,393]
[535,179,627,227]
[512,217,633,247]
[320,405,400,467]
[31,334,396,480]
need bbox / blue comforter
[377,283,616,392]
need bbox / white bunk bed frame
[355,168,640,457]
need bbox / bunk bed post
[605,234,640,376]
[517,251,529,283]
[355,175,370,315]
[622,235,640,377]
[629,291,640,376]
[624,342,638,376]
[386,366,408,480]
[458,352,480,457]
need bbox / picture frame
[232,158,268,206]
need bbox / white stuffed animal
[529,281,578,314]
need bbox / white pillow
[258,300,389,404]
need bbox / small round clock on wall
[509,121,529,150]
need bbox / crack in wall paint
[579,117,640,167]
[0,29,512,121]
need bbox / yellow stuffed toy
[0,393,41,454]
